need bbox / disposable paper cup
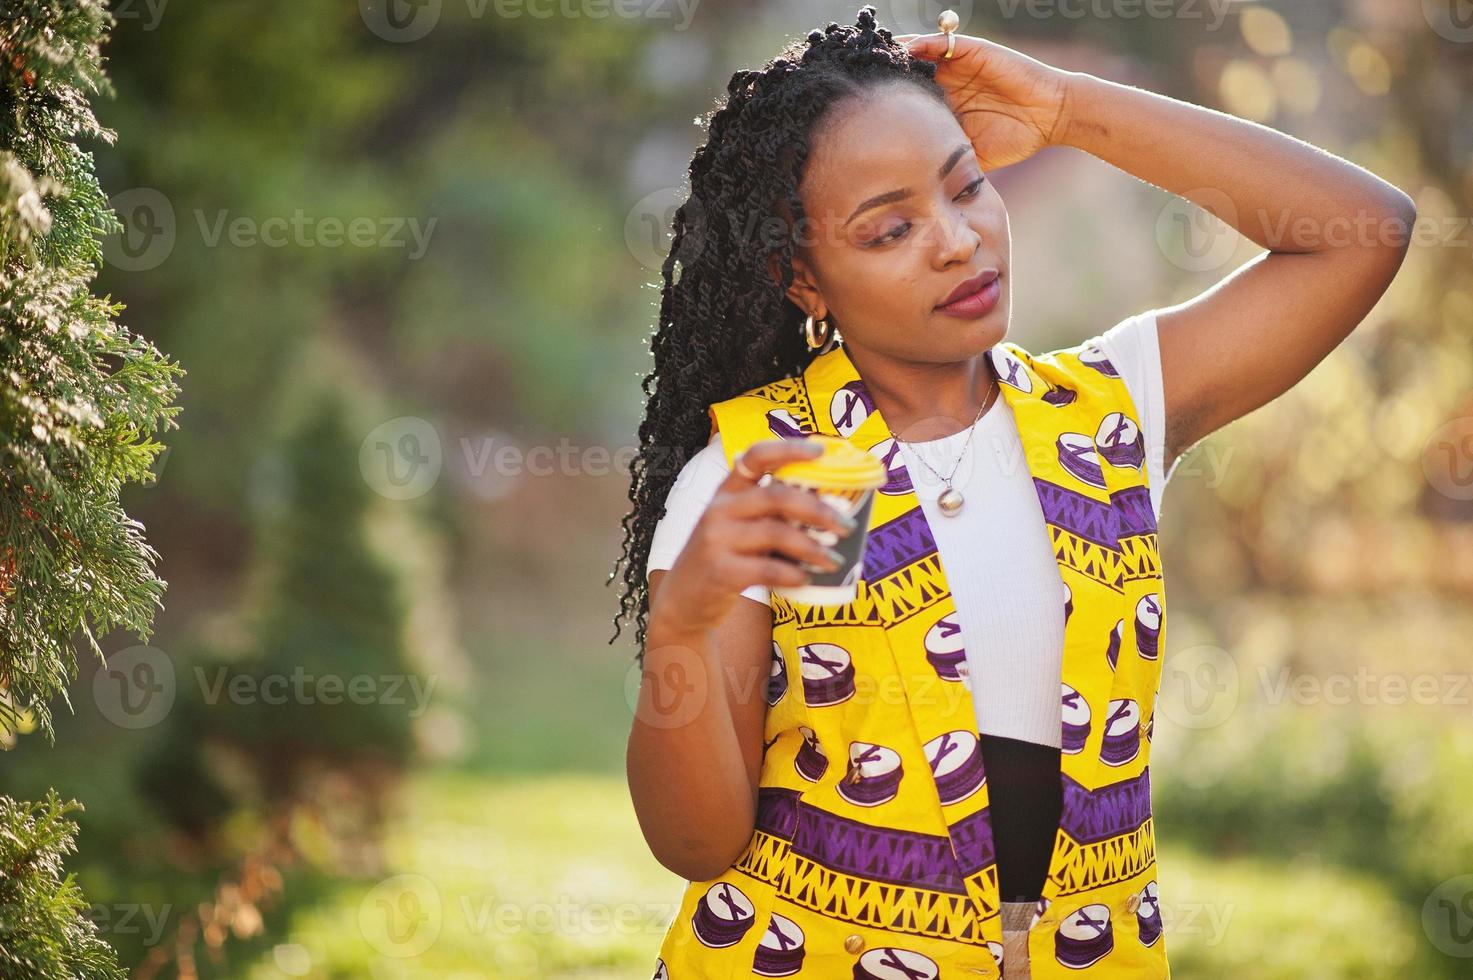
[765,435,885,606]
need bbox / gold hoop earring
[804,313,836,354]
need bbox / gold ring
[944,33,955,59]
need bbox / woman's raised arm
[1055,71,1416,463]
[901,29,1416,464]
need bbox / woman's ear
[769,251,825,320]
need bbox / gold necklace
[887,381,998,517]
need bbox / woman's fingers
[722,437,822,492]
[729,516,842,570]
[717,479,853,538]
[898,31,950,62]
[902,30,996,67]
[724,554,812,590]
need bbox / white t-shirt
[646,310,1177,748]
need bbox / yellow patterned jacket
[652,337,1169,979]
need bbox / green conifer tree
[0,792,126,979]
[1,0,181,739]
[1,3,180,975]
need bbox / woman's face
[783,81,1011,363]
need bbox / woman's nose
[933,209,981,266]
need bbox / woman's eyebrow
[842,143,973,228]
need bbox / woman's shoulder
[1086,309,1175,516]
[1094,308,1159,355]
[662,432,730,509]
[1087,309,1161,414]
[690,431,731,475]
[647,433,748,582]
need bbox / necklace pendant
[937,486,965,516]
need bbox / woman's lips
[934,274,1002,319]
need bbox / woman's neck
[846,346,1000,442]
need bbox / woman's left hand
[895,30,1076,170]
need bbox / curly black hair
[607,5,946,663]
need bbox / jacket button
[844,934,865,954]
[1125,893,1141,914]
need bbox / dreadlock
[607,5,945,663]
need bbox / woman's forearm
[1055,71,1416,253]
[627,623,757,882]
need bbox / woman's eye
[957,176,986,199]
[870,223,911,246]
[865,179,983,246]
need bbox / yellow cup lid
[771,434,886,489]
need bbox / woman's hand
[648,438,857,642]
[895,30,1076,171]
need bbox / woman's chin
[953,307,1008,350]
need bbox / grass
[230,768,1449,979]
[239,771,679,979]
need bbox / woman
[611,7,1413,977]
